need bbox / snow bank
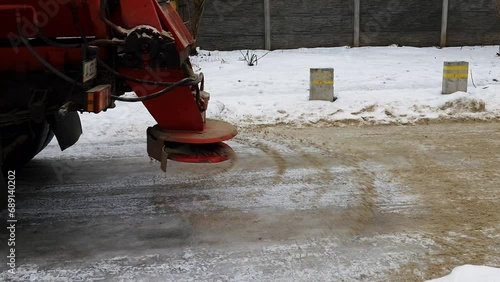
[427,265,500,282]
[194,46,499,127]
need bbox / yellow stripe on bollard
[311,80,334,85]
[314,72,334,78]
[443,65,469,71]
[443,73,468,79]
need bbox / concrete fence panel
[191,0,500,51]
[447,0,500,46]
[197,0,265,50]
[270,0,353,49]
[359,0,442,46]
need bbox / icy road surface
[1,122,499,281]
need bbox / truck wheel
[1,120,53,210]
[1,120,54,170]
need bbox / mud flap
[50,111,82,151]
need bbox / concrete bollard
[309,68,335,102]
[442,61,469,94]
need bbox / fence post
[440,0,449,47]
[264,0,271,50]
[353,0,360,47]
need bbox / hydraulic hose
[16,19,84,88]
[110,77,197,102]
[99,0,129,37]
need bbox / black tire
[1,120,54,210]
[1,120,54,170]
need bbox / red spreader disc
[165,142,235,163]
[151,119,237,144]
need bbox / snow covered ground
[194,46,500,127]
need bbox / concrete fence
[188,0,500,51]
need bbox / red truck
[0,0,237,200]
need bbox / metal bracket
[147,126,168,172]
[160,145,168,172]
